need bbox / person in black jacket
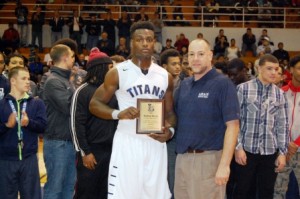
[49,10,65,44]
[31,6,45,53]
[43,44,76,199]
[101,10,116,47]
[15,1,29,47]
[71,47,117,199]
[85,15,101,51]
[68,10,84,54]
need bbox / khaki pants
[174,150,225,199]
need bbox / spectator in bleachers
[204,0,220,27]
[134,7,149,22]
[179,45,188,57]
[28,55,43,84]
[241,28,257,57]
[49,10,65,45]
[117,11,132,48]
[35,0,47,11]
[77,53,87,70]
[214,29,228,46]
[273,42,290,62]
[230,0,244,25]
[272,0,286,27]
[246,61,256,79]
[257,29,273,46]
[97,31,115,56]
[214,35,229,58]
[31,6,45,53]
[151,12,164,43]
[174,33,189,52]
[181,55,193,77]
[257,36,275,55]
[86,15,101,51]
[15,1,28,47]
[68,10,85,54]
[197,32,204,39]
[153,35,163,64]
[246,0,258,22]
[172,5,185,26]
[43,53,52,66]
[101,10,116,47]
[0,52,9,100]
[154,1,167,20]
[162,38,175,53]
[258,0,273,27]
[5,54,38,97]
[193,0,203,23]
[2,23,20,54]
[225,38,241,61]
[115,37,130,58]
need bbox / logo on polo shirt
[198,92,209,98]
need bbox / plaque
[136,99,164,134]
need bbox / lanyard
[8,99,27,160]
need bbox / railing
[1,3,300,28]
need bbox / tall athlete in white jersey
[90,21,176,199]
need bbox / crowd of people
[0,3,300,199]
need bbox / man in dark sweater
[43,44,76,199]
[31,6,44,53]
[49,10,65,44]
[71,47,118,199]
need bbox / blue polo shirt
[174,68,240,154]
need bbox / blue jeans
[43,138,76,199]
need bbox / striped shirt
[236,78,289,155]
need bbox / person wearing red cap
[71,47,117,199]
[90,21,176,199]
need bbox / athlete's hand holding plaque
[136,99,164,134]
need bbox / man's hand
[5,113,17,128]
[235,149,247,166]
[20,111,29,127]
[148,127,172,143]
[275,154,286,173]
[215,165,230,186]
[83,153,97,170]
[286,141,298,162]
[118,107,139,120]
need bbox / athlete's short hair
[130,21,155,38]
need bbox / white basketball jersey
[115,60,169,136]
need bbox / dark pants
[233,151,278,199]
[167,136,177,199]
[70,31,82,54]
[0,154,41,199]
[32,31,43,52]
[74,145,112,199]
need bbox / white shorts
[107,132,171,199]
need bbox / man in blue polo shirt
[174,39,240,199]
